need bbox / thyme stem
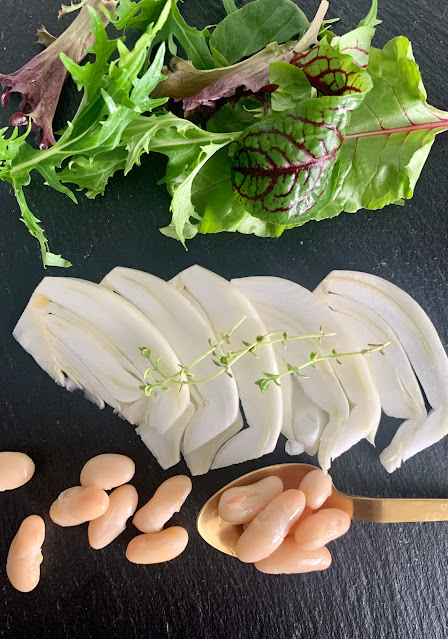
[255,341,391,392]
[138,315,390,396]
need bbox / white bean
[50,486,109,527]
[126,527,189,564]
[255,538,332,574]
[133,475,192,533]
[294,508,351,550]
[236,489,306,563]
[287,507,313,536]
[80,454,135,490]
[299,469,332,510]
[6,515,45,592]
[218,476,284,524]
[88,484,138,550]
[0,452,35,492]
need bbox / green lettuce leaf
[209,0,308,66]
[0,125,72,267]
[160,1,214,70]
[60,149,128,198]
[358,0,382,28]
[62,112,235,240]
[103,0,167,31]
[269,62,315,112]
[194,147,284,237]
[207,97,265,133]
[222,0,238,16]
[122,115,234,243]
[160,141,230,244]
[122,113,234,180]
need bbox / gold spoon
[197,463,448,557]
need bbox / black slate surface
[1,1,448,637]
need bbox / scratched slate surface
[1,0,448,637]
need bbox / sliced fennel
[137,403,195,470]
[276,351,329,457]
[242,301,350,422]
[232,276,381,471]
[318,292,426,419]
[317,272,448,407]
[288,379,329,457]
[101,267,240,458]
[317,271,448,472]
[13,277,191,443]
[241,300,342,458]
[183,410,244,476]
[13,265,448,475]
[171,265,283,468]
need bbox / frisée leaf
[0,3,170,266]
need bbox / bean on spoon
[299,469,332,511]
[255,538,332,574]
[218,476,283,525]
[236,489,306,563]
[294,508,351,550]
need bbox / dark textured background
[1,1,448,637]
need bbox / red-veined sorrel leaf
[231,97,350,225]
[231,47,372,225]
[330,27,375,70]
[329,0,381,69]
[314,37,448,221]
[290,40,372,95]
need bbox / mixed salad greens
[1,0,447,267]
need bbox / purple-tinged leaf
[0,0,115,149]
[36,27,57,48]
[155,44,283,111]
[155,1,330,111]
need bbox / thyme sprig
[139,316,390,396]
[255,342,390,392]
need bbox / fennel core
[139,316,391,396]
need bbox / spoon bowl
[197,463,448,557]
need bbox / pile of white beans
[1,451,191,592]
[218,469,351,574]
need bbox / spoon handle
[327,492,448,523]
